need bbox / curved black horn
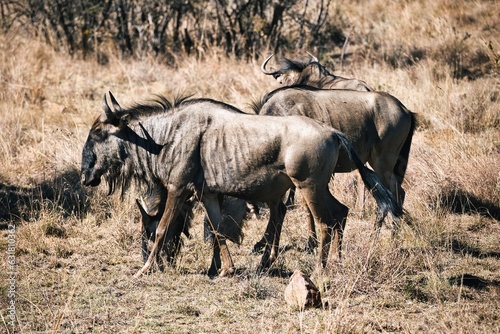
[261,54,278,75]
[101,92,114,121]
[136,196,152,216]
[307,51,319,62]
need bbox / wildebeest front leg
[133,189,188,279]
[136,198,157,263]
[201,193,234,277]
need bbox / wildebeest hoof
[132,270,145,280]
[207,267,218,278]
[219,267,235,277]
[251,241,266,254]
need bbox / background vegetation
[0,0,499,332]
[1,0,339,60]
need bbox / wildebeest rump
[81,92,400,278]
[253,86,415,249]
[261,54,373,91]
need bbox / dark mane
[281,57,330,76]
[179,97,247,115]
[281,57,309,72]
[123,95,247,121]
[122,94,193,120]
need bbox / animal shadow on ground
[436,187,500,221]
[231,267,293,279]
[449,236,500,259]
[0,168,88,228]
[448,274,500,290]
[426,186,500,260]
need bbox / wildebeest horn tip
[307,51,319,62]
[261,54,278,75]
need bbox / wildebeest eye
[273,73,282,80]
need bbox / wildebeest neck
[117,122,165,155]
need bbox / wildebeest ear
[307,51,319,62]
[108,91,122,113]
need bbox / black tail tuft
[394,111,417,185]
[334,131,403,220]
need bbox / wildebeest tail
[394,111,417,185]
[334,131,403,218]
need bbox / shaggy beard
[103,160,152,199]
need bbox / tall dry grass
[1,0,499,332]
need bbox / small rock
[284,270,322,310]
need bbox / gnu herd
[80,54,415,279]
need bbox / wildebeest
[261,53,373,91]
[261,53,374,212]
[137,185,247,267]
[252,86,415,250]
[81,92,400,278]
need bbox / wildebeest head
[80,92,131,193]
[260,53,329,86]
[261,53,373,92]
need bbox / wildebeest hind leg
[302,201,318,253]
[251,195,288,254]
[202,193,234,277]
[328,197,349,260]
[257,200,286,273]
[285,185,297,206]
[301,187,334,269]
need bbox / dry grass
[1,1,499,333]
